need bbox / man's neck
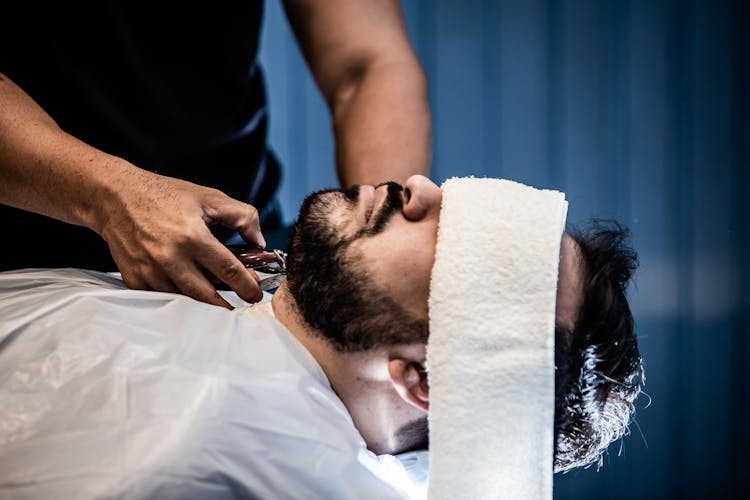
[271,285,338,378]
[271,285,385,386]
[271,284,400,453]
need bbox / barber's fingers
[116,256,180,295]
[197,239,264,304]
[119,267,150,292]
[143,274,179,295]
[121,254,234,308]
[204,194,266,249]
[167,260,234,309]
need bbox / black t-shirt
[1,0,278,270]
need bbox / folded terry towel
[427,178,567,500]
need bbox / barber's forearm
[0,74,267,306]
[331,60,430,187]
[0,73,127,233]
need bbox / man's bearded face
[285,183,428,352]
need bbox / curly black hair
[553,220,645,472]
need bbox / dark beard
[285,183,428,352]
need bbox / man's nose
[402,174,442,221]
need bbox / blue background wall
[259,1,749,498]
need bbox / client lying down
[0,175,644,499]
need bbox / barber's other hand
[96,168,266,308]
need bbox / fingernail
[258,234,267,249]
[215,291,232,309]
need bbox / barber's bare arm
[0,73,264,307]
[284,0,431,186]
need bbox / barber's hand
[97,168,266,308]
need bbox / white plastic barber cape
[0,268,426,499]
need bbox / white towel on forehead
[426,177,567,500]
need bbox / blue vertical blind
[260,0,749,497]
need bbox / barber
[0,1,430,308]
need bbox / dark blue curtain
[260,1,749,497]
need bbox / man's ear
[387,358,430,413]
